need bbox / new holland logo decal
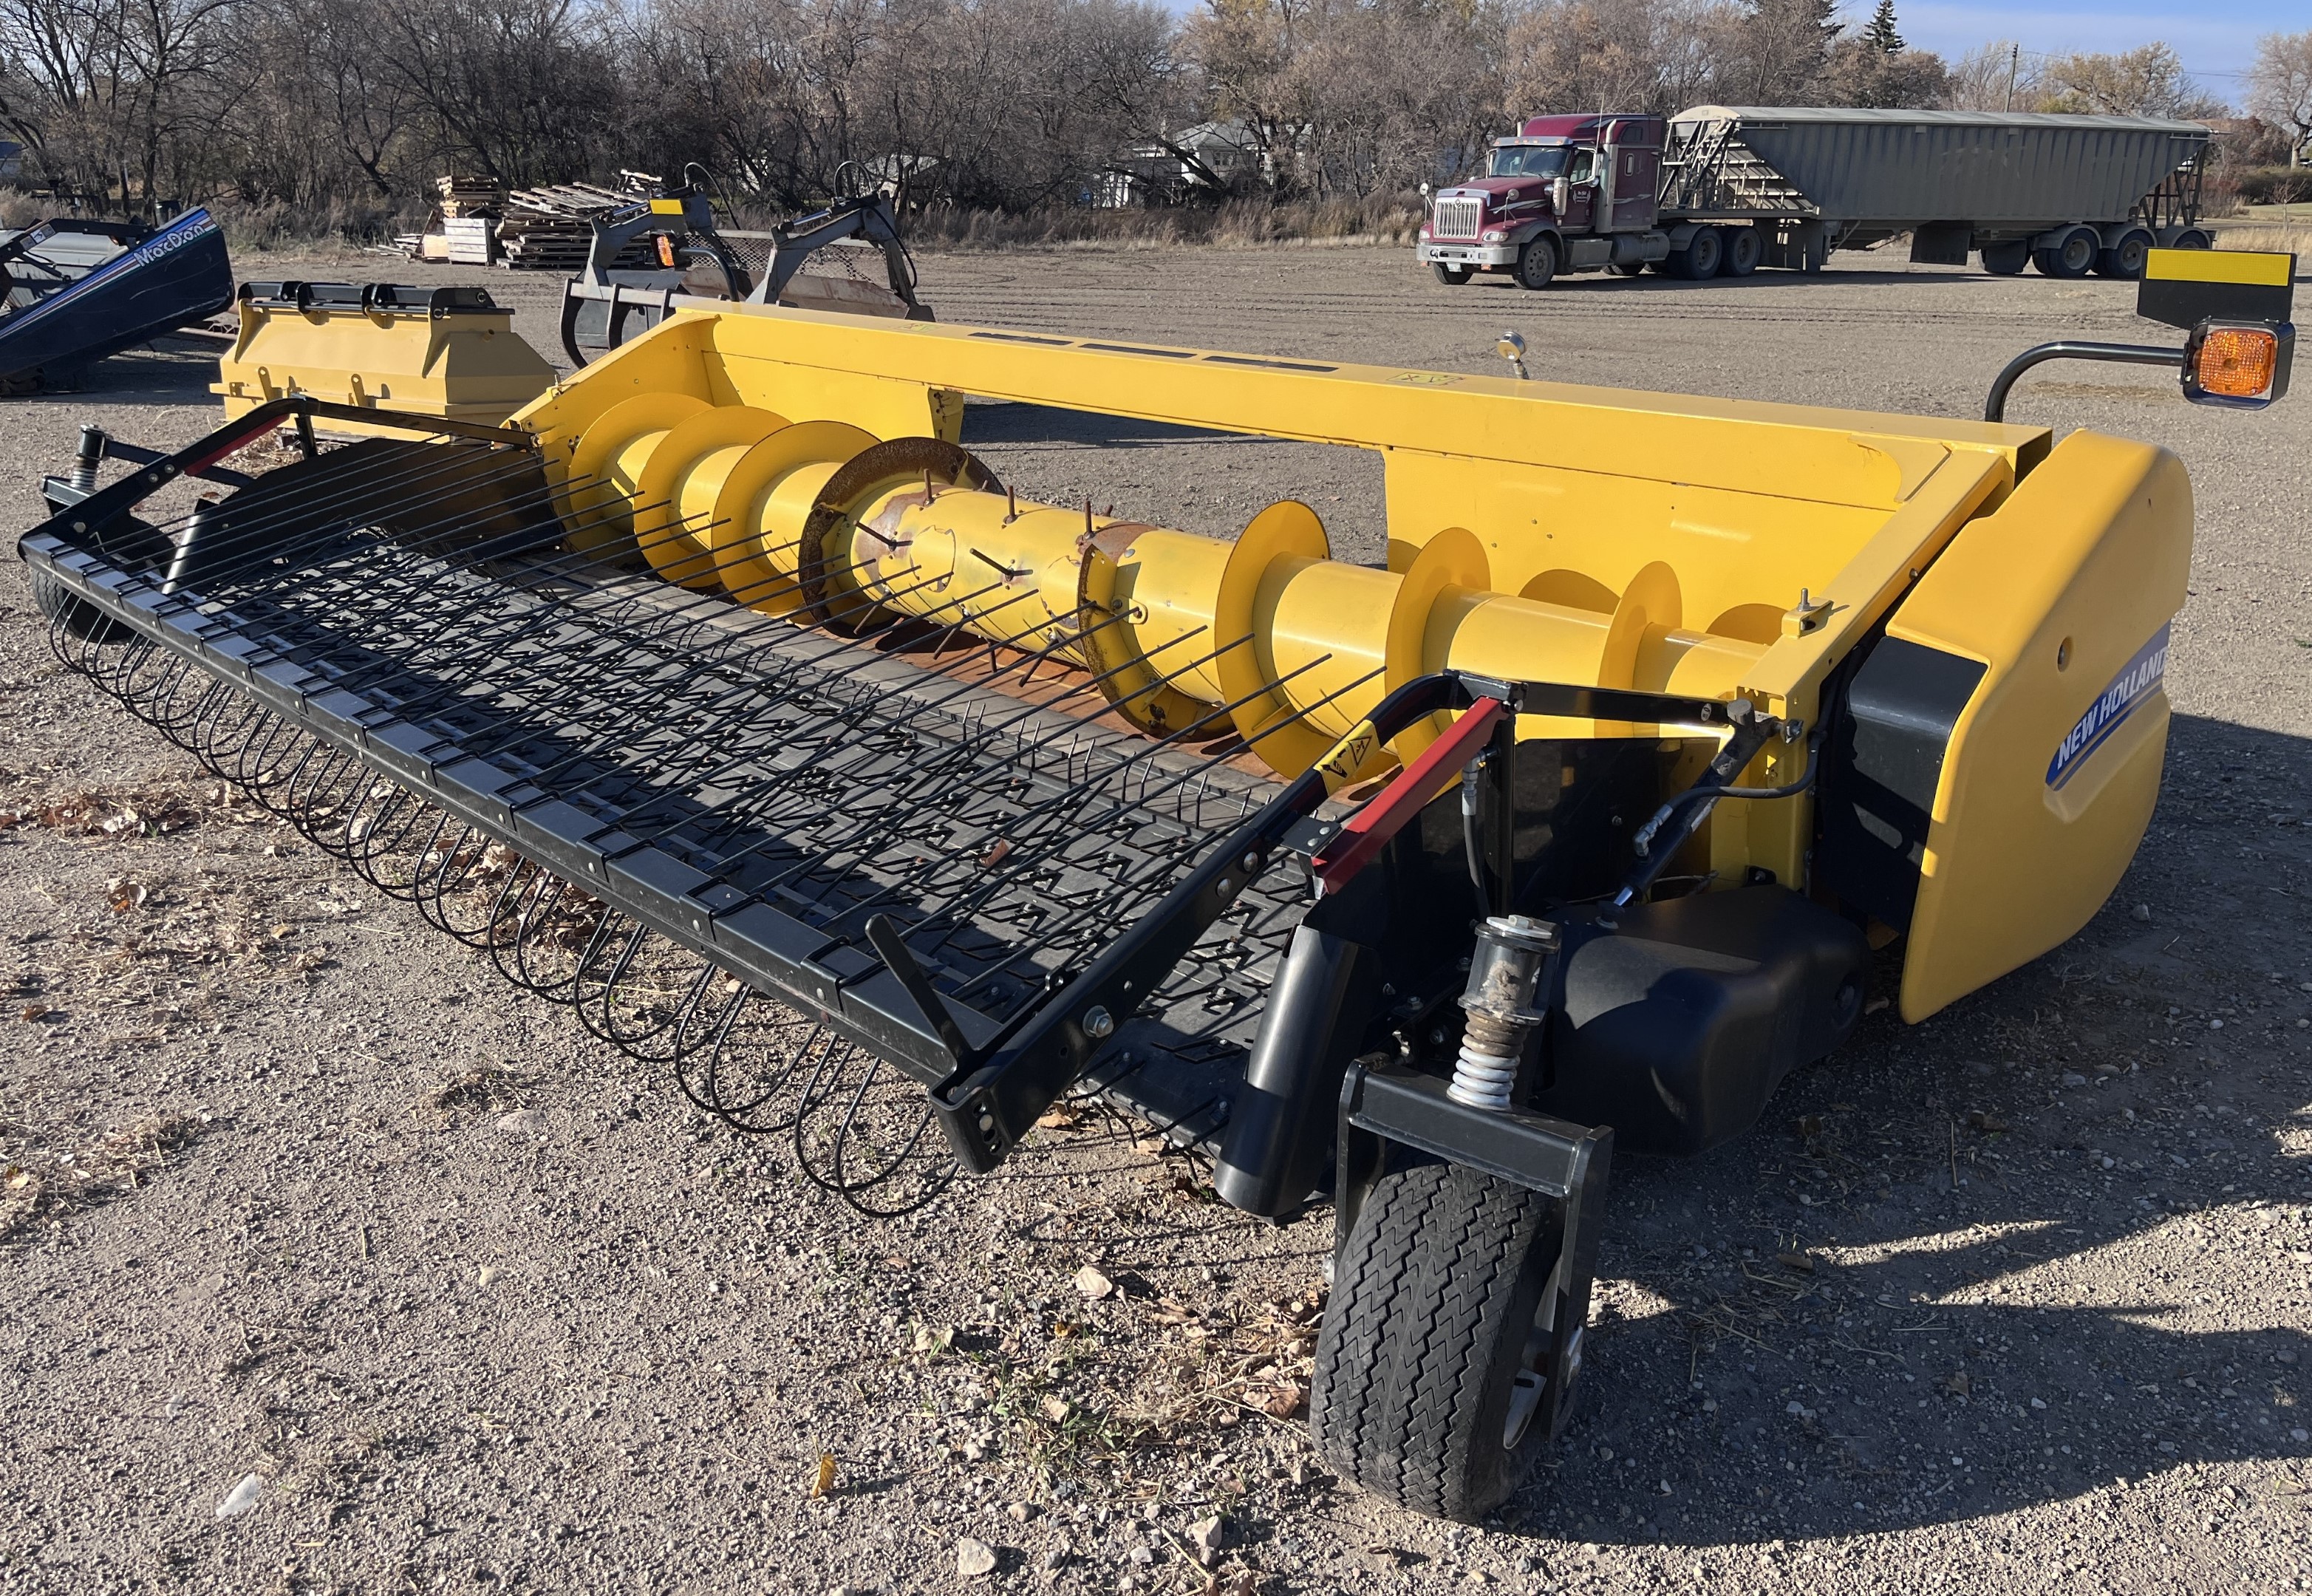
[2047,624,2169,790]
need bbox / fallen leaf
[1039,1394,1071,1423]
[911,1322,955,1356]
[1946,1371,1971,1397]
[1253,1382,1305,1419]
[1967,1110,2008,1133]
[810,1453,836,1498]
[1073,1264,1114,1301]
[1776,1252,1815,1275]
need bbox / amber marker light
[2180,318,2294,409]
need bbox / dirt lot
[3,242,2309,1596]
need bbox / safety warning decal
[2047,624,2169,790]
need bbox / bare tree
[2247,31,2312,166]
[2039,44,2226,120]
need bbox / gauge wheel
[1310,1159,1575,1522]
[1515,236,1558,290]
[1432,262,1473,286]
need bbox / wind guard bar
[921,673,1779,1172]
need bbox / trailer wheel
[1431,263,1473,286]
[1668,228,1722,280]
[1720,226,1762,277]
[2033,228,2097,279]
[1310,1160,1570,1522]
[2096,230,2152,280]
[2170,228,2213,251]
[1514,237,1557,290]
[1980,241,2028,276]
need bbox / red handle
[1309,696,1506,894]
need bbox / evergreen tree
[1863,0,1904,55]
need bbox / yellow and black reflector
[2137,248,2294,331]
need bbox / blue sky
[1887,1,2291,95]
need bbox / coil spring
[1445,1038,1518,1111]
[47,613,960,1217]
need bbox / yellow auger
[31,259,2285,1524]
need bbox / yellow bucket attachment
[214,282,553,436]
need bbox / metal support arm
[1984,340,2182,423]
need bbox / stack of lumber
[397,175,508,262]
[435,174,504,219]
[495,182,657,271]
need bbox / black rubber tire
[1721,226,1763,277]
[30,567,134,644]
[1431,262,1473,286]
[2033,229,2096,279]
[1980,240,2029,276]
[1668,227,1722,280]
[1311,1161,1567,1522]
[1514,236,1557,291]
[2096,231,2152,279]
[2172,228,2213,250]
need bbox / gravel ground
[2,242,2309,1596]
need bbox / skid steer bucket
[21,302,2199,1521]
[214,281,556,435]
[0,208,233,393]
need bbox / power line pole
[2005,43,2019,112]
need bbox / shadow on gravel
[25,346,221,406]
[1501,712,2312,1546]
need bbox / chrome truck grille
[1430,195,1484,240]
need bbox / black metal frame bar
[1983,339,2182,422]
[926,674,1775,1172]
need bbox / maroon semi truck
[1418,107,2212,289]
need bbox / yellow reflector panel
[648,197,686,216]
[2144,248,2294,287]
[2193,326,2279,398]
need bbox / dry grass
[2206,222,2312,261]
[426,1067,529,1117]
[0,1112,215,1241]
[873,195,1425,253]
